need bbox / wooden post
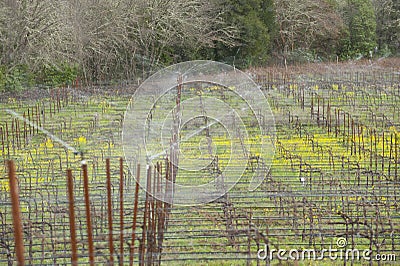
[140,165,152,265]
[395,134,398,180]
[129,164,140,266]
[67,169,78,265]
[382,132,385,173]
[106,158,115,264]
[119,158,124,265]
[7,160,25,266]
[0,127,4,161]
[82,163,95,265]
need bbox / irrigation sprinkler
[6,109,79,155]
[122,60,276,205]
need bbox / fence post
[67,169,78,265]
[119,158,124,265]
[82,162,95,265]
[129,164,140,266]
[106,158,115,264]
[7,160,25,266]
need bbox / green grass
[0,78,399,265]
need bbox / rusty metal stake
[129,163,140,266]
[119,158,124,265]
[140,165,152,266]
[7,160,25,266]
[106,158,115,265]
[82,163,95,265]
[67,169,78,265]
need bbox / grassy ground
[0,60,399,265]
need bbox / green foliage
[0,62,79,91]
[284,49,323,64]
[340,0,377,58]
[38,62,79,87]
[0,66,5,91]
[0,65,33,92]
[215,0,276,67]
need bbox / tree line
[0,0,399,90]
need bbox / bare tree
[0,0,72,71]
[64,0,137,81]
[64,0,236,80]
[131,0,237,74]
[0,0,237,83]
[274,0,344,55]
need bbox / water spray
[5,109,85,160]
